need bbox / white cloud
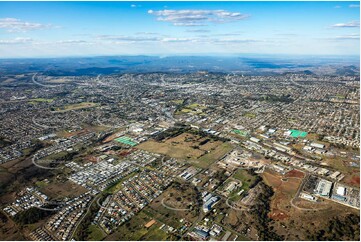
[349,4,360,8]
[185,29,211,33]
[0,37,33,44]
[334,34,360,40]
[0,18,52,32]
[334,6,341,9]
[131,4,141,8]
[148,9,249,26]
[211,38,263,44]
[55,40,89,44]
[97,35,160,42]
[332,20,360,28]
[161,37,197,43]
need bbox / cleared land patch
[38,180,87,199]
[262,170,302,221]
[137,132,232,168]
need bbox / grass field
[39,180,87,199]
[104,211,171,241]
[144,184,200,228]
[172,99,184,105]
[137,132,232,168]
[28,98,54,104]
[54,102,98,112]
[244,112,256,118]
[232,169,257,191]
[175,103,206,115]
[87,224,107,241]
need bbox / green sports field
[289,129,308,138]
[114,136,137,146]
[232,129,248,137]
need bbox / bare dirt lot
[262,170,302,221]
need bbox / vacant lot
[137,132,232,168]
[39,180,87,199]
[262,171,302,221]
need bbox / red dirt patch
[285,169,305,179]
[350,176,360,186]
[118,148,137,157]
[269,209,290,220]
[85,155,98,163]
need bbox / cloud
[331,20,360,28]
[148,9,249,26]
[131,4,141,8]
[185,29,211,33]
[135,32,160,35]
[334,6,341,9]
[97,35,160,42]
[214,32,244,37]
[0,37,33,44]
[334,34,360,40]
[0,18,52,32]
[349,4,360,8]
[211,38,262,44]
[161,37,197,43]
[55,40,88,44]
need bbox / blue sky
[0,1,359,57]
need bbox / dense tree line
[14,207,55,225]
[308,213,360,241]
[250,182,284,241]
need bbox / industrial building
[314,179,333,197]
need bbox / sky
[0,1,359,58]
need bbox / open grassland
[38,180,87,199]
[143,183,200,228]
[53,102,98,112]
[104,211,172,241]
[232,169,257,191]
[175,103,206,115]
[137,132,232,168]
[87,224,107,241]
[28,98,54,104]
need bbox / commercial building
[315,179,333,197]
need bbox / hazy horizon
[0,1,359,58]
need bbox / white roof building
[336,186,346,196]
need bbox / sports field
[232,129,248,137]
[114,136,137,146]
[289,129,308,138]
